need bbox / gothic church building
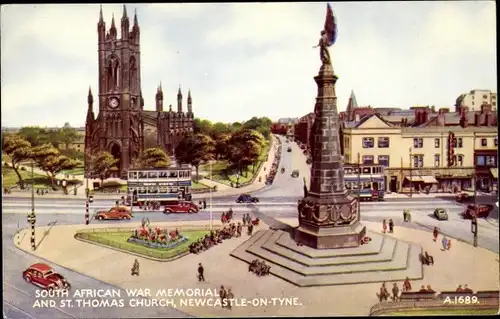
[85,6,194,178]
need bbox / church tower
[89,5,143,177]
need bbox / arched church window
[130,56,137,92]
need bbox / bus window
[351,183,358,190]
[139,171,147,178]
[159,171,168,178]
[362,167,371,174]
[363,181,371,189]
[148,171,158,179]
[345,182,352,190]
[159,186,168,193]
[345,168,352,175]
[149,187,158,194]
[169,171,178,178]
[128,172,134,179]
[168,187,178,193]
[138,188,147,194]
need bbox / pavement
[3,137,499,317]
[12,219,500,317]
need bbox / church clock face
[108,97,120,108]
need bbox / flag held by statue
[324,3,338,46]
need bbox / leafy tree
[31,144,77,189]
[213,132,231,160]
[18,126,50,147]
[2,135,33,189]
[211,122,230,135]
[229,122,242,133]
[89,151,119,185]
[193,118,213,134]
[138,148,171,168]
[175,133,216,179]
[227,129,265,177]
[59,125,79,150]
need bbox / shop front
[396,168,473,194]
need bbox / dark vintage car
[95,206,132,220]
[163,201,199,214]
[23,263,70,290]
[236,194,259,203]
[291,170,300,178]
[461,204,494,219]
[287,147,292,152]
[433,208,448,221]
[456,192,475,203]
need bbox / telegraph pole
[209,160,213,231]
[84,152,91,225]
[28,160,36,250]
[357,152,361,219]
[409,147,413,198]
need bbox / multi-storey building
[342,104,498,193]
[84,6,194,178]
[455,89,497,112]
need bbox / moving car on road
[23,263,71,290]
[456,192,475,203]
[163,201,199,214]
[291,170,300,178]
[236,194,259,203]
[433,208,448,221]
[95,206,132,220]
[461,204,494,219]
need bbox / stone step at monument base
[230,229,423,287]
[263,231,398,266]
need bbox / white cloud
[1,2,497,127]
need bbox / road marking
[3,281,77,318]
[3,301,36,319]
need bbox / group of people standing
[433,227,452,251]
[382,219,395,233]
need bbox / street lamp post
[28,160,36,250]
[409,147,413,198]
[357,152,361,220]
[209,160,213,231]
[471,216,478,247]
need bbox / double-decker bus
[127,166,193,205]
[344,164,385,201]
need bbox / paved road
[3,136,498,318]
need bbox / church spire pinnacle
[122,4,127,19]
[99,5,104,23]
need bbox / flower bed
[127,236,188,249]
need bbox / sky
[1,2,497,128]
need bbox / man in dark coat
[197,263,205,282]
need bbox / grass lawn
[61,167,84,176]
[386,308,498,316]
[82,230,209,259]
[2,167,54,189]
[192,181,210,189]
[200,140,270,187]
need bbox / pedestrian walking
[226,289,234,310]
[197,263,205,282]
[382,219,387,233]
[392,283,400,301]
[131,259,140,276]
[433,227,439,242]
[203,200,207,210]
[441,236,448,251]
[402,209,407,222]
[219,285,227,308]
[389,219,394,233]
[242,214,247,226]
[446,239,452,251]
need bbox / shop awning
[405,176,422,182]
[421,176,439,184]
[490,168,498,179]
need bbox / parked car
[291,170,300,178]
[287,147,292,152]
[456,192,475,203]
[163,201,199,214]
[23,263,70,290]
[433,208,448,221]
[306,158,312,164]
[461,204,494,219]
[236,194,259,203]
[95,206,132,220]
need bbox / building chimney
[475,112,481,126]
[439,108,450,113]
[437,111,445,126]
[485,111,492,126]
[422,110,428,124]
[355,114,360,122]
[460,111,468,128]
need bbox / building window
[413,138,423,148]
[495,137,498,147]
[472,95,475,100]
[476,155,485,166]
[378,155,389,167]
[434,154,440,167]
[493,102,497,107]
[454,154,464,167]
[362,137,374,148]
[483,95,488,99]
[481,138,487,147]
[434,138,440,148]
[453,137,463,148]
[362,155,374,165]
[486,156,496,167]
[472,101,475,106]
[413,155,424,168]
[377,137,390,148]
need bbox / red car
[163,201,199,214]
[456,192,475,203]
[95,206,133,220]
[23,263,70,290]
[461,204,494,219]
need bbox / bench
[437,291,474,299]
[399,291,436,300]
[475,290,499,299]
